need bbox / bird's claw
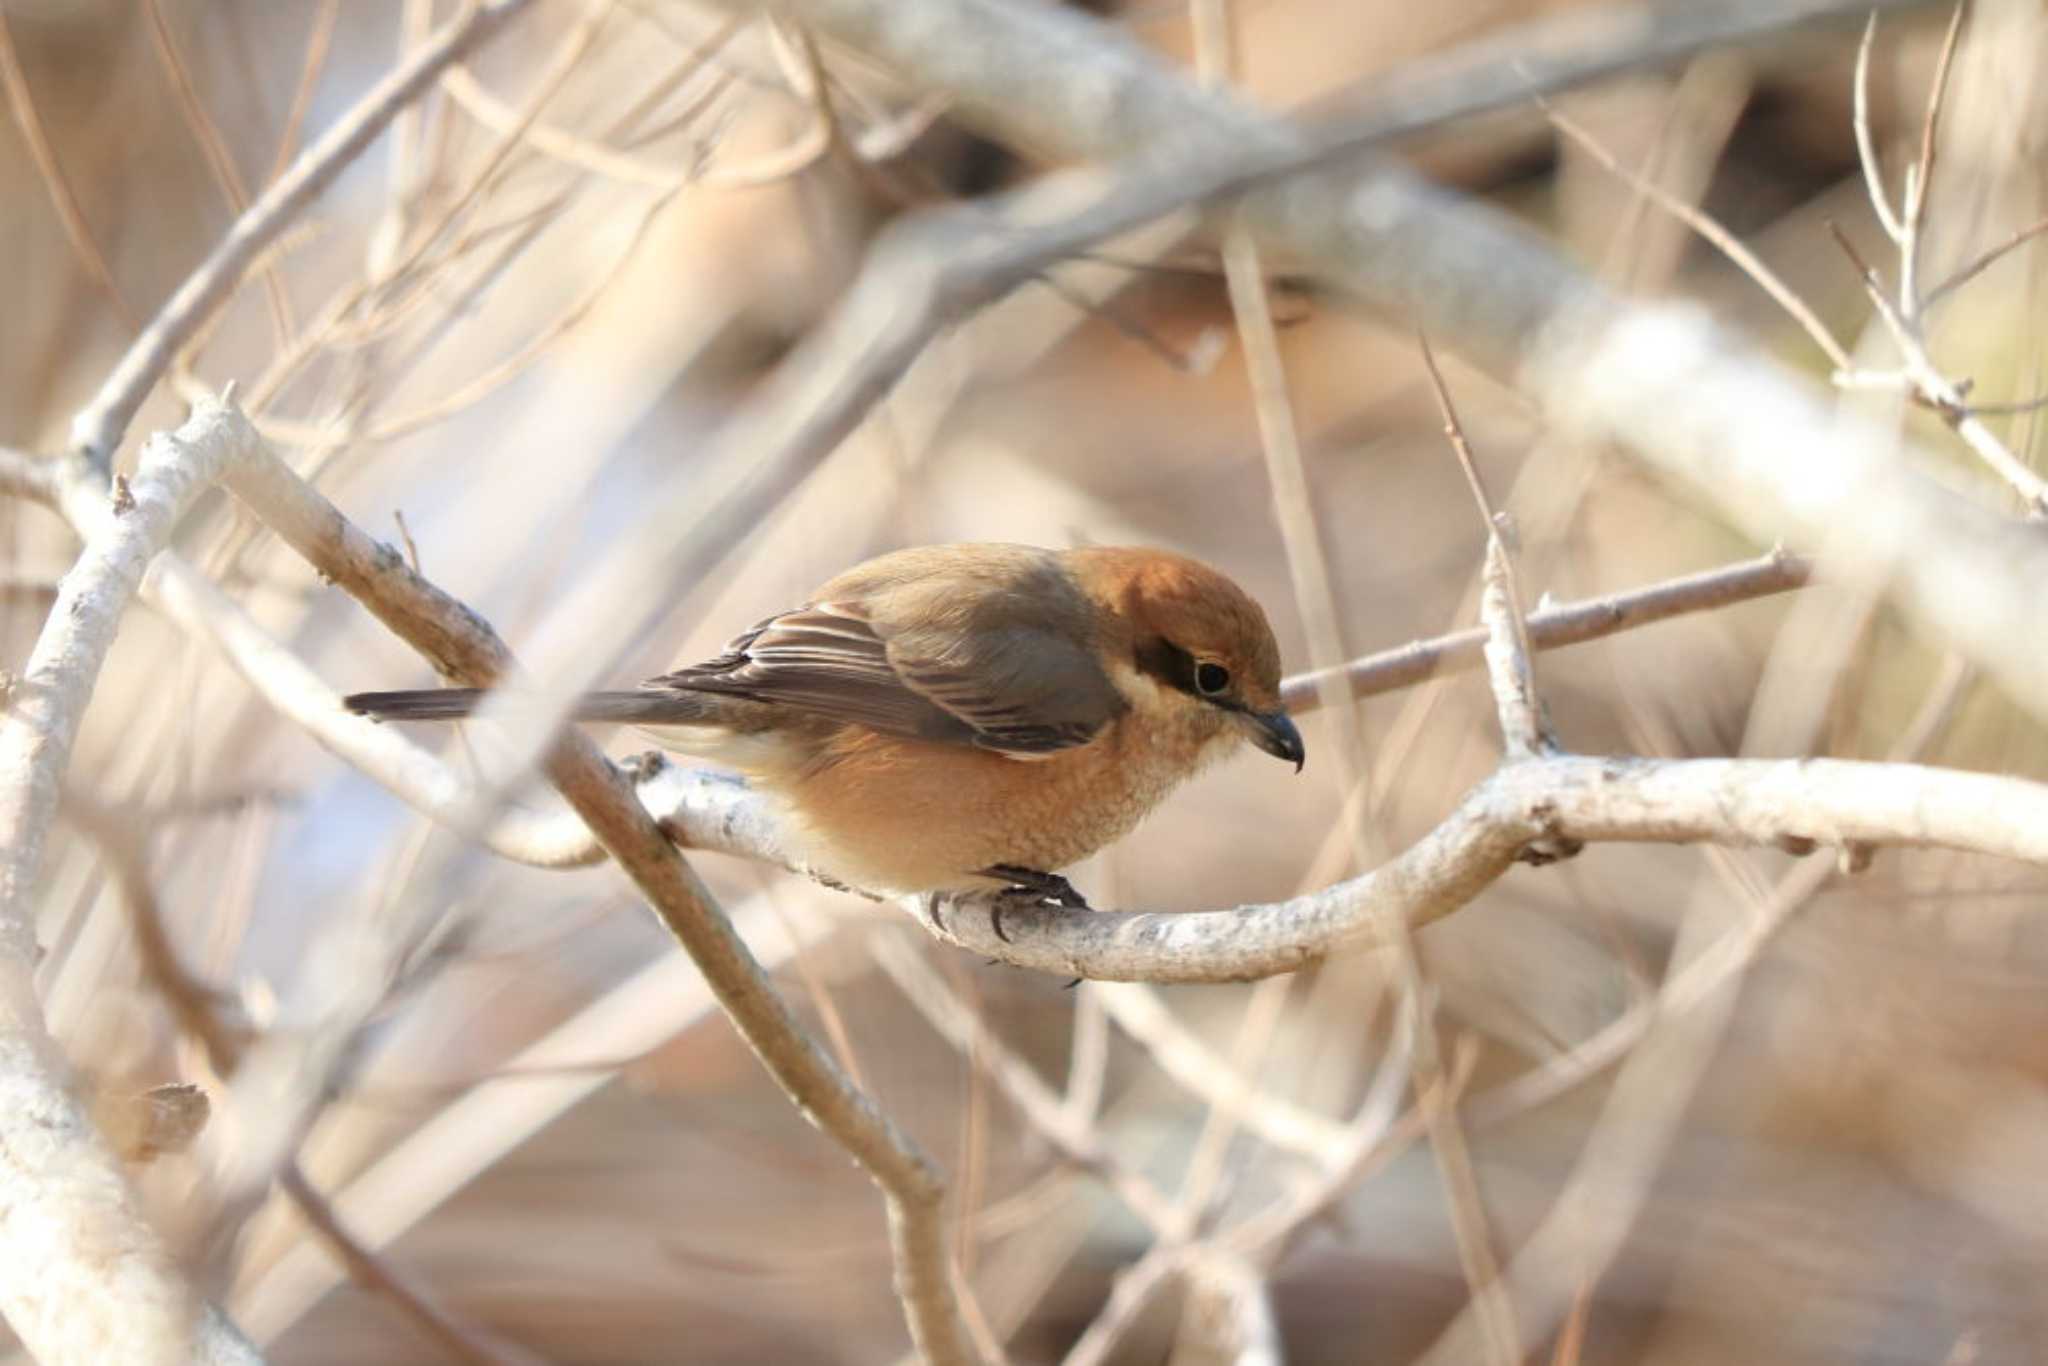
[982,865,1091,910]
[977,866,1090,944]
[617,749,668,782]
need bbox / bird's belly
[779,726,1225,896]
[633,722,803,772]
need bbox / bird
[345,543,1304,913]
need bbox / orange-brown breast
[778,669,1240,894]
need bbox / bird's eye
[1194,661,1231,695]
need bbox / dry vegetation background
[3,0,2048,1362]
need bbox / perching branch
[197,408,975,1366]
[931,753,2048,980]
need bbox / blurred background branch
[5,0,2047,1362]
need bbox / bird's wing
[644,596,1123,756]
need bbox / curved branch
[207,411,973,1365]
[931,754,2048,980]
[620,751,2048,983]
[0,398,262,1364]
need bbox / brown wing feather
[646,603,971,742]
[641,548,1125,755]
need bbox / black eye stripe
[1135,637,1233,702]
[1133,636,1195,694]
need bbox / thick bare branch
[500,0,1915,719]
[715,0,2048,733]
[205,413,973,1364]
[143,557,752,871]
[1,400,257,956]
[930,753,2048,980]
[0,397,261,1364]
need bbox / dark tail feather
[345,688,720,725]
[345,688,489,721]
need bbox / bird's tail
[345,689,723,725]
[344,688,488,721]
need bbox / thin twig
[1828,222,2048,513]
[0,445,58,508]
[1167,975,1292,1237]
[339,1,620,353]
[1898,1,1966,316]
[1174,1252,1281,1365]
[740,0,2048,732]
[231,904,829,1343]
[1062,983,1110,1125]
[1089,983,1352,1166]
[0,9,135,327]
[60,789,245,1067]
[1952,392,2048,417]
[1852,14,1904,242]
[142,0,295,346]
[264,0,342,187]
[1544,101,1852,371]
[1059,1246,1185,1366]
[70,0,538,470]
[1467,653,1970,1132]
[65,791,530,1364]
[242,2,625,419]
[437,11,743,189]
[1222,999,1435,1261]
[872,933,1178,1234]
[1417,1028,1518,1362]
[278,1164,546,1366]
[360,186,686,444]
[1419,332,1546,758]
[1923,213,2048,310]
[1282,548,1811,711]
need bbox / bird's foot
[618,749,669,782]
[981,865,1091,909]
[977,866,1090,943]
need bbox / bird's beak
[1236,709,1306,772]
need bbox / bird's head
[1066,547,1306,771]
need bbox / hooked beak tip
[1242,710,1305,772]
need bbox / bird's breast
[771,709,1235,896]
